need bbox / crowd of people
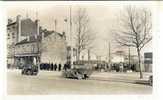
[40,63,71,71]
[94,63,137,72]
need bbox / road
[7,69,152,95]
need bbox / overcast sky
[7,3,152,57]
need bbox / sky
[6,3,152,57]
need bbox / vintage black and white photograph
[6,2,153,95]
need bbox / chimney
[16,15,21,43]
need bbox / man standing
[58,64,61,71]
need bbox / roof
[15,30,65,45]
[41,29,64,38]
[7,22,17,26]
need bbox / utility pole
[108,42,111,63]
[54,19,57,32]
[26,10,29,18]
[88,49,90,61]
[128,46,131,69]
[69,6,73,68]
[108,42,111,70]
[36,11,40,71]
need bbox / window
[7,34,10,39]
[12,33,15,38]
[7,27,10,30]
[12,26,15,29]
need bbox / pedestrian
[51,63,54,71]
[45,63,47,70]
[68,63,71,69]
[51,63,53,71]
[48,63,50,71]
[64,63,67,71]
[54,63,57,71]
[58,64,61,71]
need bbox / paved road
[7,69,152,95]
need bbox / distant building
[111,51,126,63]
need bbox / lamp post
[69,6,74,68]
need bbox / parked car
[21,64,38,75]
[62,64,93,80]
[149,75,153,86]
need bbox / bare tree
[74,8,95,61]
[114,6,152,78]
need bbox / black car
[21,64,39,75]
[62,64,93,80]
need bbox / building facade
[7,15,67,68]
[14,37,40,68]
[41,31,67,65]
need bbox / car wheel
[21,71,24,75]
[27,70,31,75]
[84,74,88,79]
[65,74,68,78]
[77,74,83,80]
[35,72,38,75]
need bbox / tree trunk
[88,49,90,61]
[137,49,143,79]
[77,49,80,61]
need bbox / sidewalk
[90,72,152,85]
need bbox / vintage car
[62,64,93,80]
[21,64,39,75]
